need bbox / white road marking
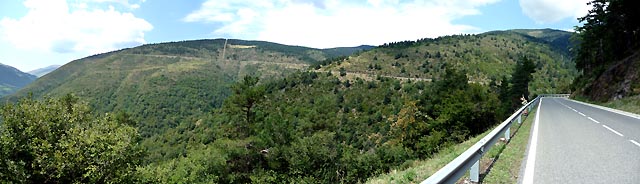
[523,98,542,184]
[587,117,601,124]
[568,99,640,120]
[630,140,640,148]
[578,112,586,117]
[602,125,624,137]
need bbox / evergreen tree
[508,56,536,110]
[575,0,640,78]
[224,75,266,137]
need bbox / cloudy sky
[1,0,590,72]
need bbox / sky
[0,0,591,72]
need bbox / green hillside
[0,63,36,97]
[570,0,640,102]
[6,39,370,138]
[1,29,578,183]
[318,29,577,96]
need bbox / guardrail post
[470,160,480,182]
[505,125,511,141]
[518,114,522,124]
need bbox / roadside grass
[599,95,640,115]
[366,107,538,184]
[483,107,537,183]
[365,129,490,184]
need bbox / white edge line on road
[523,98,542,184]
[602,125,624,137]
[568,99,640,120]
[630,140,640,148]
[587,117,601,124]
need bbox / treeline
[379,34,476,48]
[573,0,640,83]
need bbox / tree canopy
[574,0,640,77]
[0,95,143,183]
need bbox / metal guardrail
[539,94,570,98]
[421,94,569,184]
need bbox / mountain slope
[318,29,577,96]
[576,49,640,101]
[0,63,36,97]
[2,30,578,183]
[5,39,371,137]
[28,65,61,77]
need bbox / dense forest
[320,29,577,96]
[2,61,538,183]
[1,29,572,183]
[571,0,640,101]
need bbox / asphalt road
[523,97,640,184]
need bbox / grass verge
[366,108,537,184]
[482,107,537,183]
[598,95,640,115]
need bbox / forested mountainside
[318,29,577,96]
[571,0,640,101]
[0,63,36,97]
[1,29,577,183]
[5,39,371,138]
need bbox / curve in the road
[522,98,640,184]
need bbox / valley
[1,0,638,183]
[1,29,579,183]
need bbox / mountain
[575,49,640,101]
[28,65,61,77]
[317,29,577,96]
[2,30,578,183]
[569,0,639,103]
[5,39,372,138]
[0,63,36,97]
[322,45,376,57]
[509,28,573,55]
[138,29,578,183]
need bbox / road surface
[522,97,640,184]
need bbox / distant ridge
[0,63,36,96]
[28,65,61,77]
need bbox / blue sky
[0,0,590,72]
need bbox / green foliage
[572,0,640,100]
[0,64,36,97]
[0,30,577,183]
[224,75,266,137]
[137,69,503,183]
[0,95,142,183]
[574,0,640,77]
[322,29,577,96]
[3,39,368,163]
[508,56,537,109]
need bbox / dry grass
[366,109,538,184]
[600,95,640,115]
[228,44,257,49]
[483,108,537,183]
[366,128,493,184]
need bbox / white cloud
[519,0,591,24]
[0,0,152,54]
[185,0,501,48]
[85,0,143,9]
